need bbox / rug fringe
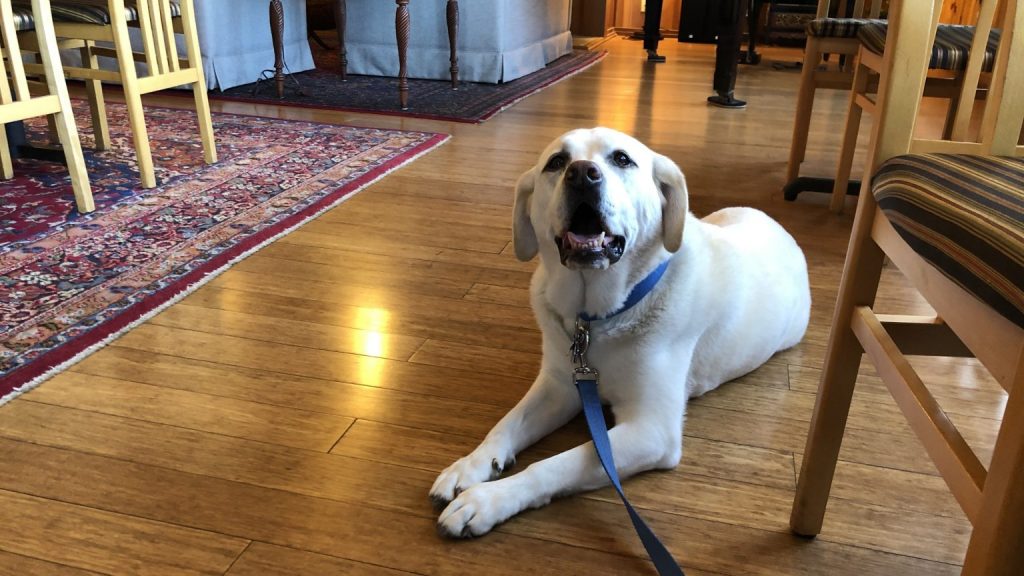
[0,134,451,408]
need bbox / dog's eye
[544,153,568,172]
[612,151,635,168]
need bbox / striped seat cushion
[806,18,881,39]
[873,154,1024,328]
[11,0,181,25]
[10,4,34,30]
[858,22,1001,71]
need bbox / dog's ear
[653,153,688,253]
[512,168,539,261]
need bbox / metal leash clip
[570,317,598,383]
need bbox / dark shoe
[707,94,747,109]
[646,50,666,63]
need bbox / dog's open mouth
[556,204,625,269]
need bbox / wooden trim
[850,306,986,522]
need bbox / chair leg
[1,126,13,179]
[961,354,1024,576]
[51,108,94,213]
[191,83,216,164]
[786,37,821,184]
[30,0,94,212]
[791,186,887,536]
[830,59,870,214]
[178,0,217,164]
[80,41,110,151]
[35,53,60,145]
[108,10,156,189]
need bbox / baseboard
[611,26,680,38]
[573,31,619,51]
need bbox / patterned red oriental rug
[0,103,449,404]
[209,47,607,124]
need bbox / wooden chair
[2,0,94,213]
[826,0,1002,212]
[791,0,1024,573]
[18,0,216,189]
[785,0,885,192]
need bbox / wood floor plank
[70,348,509,438]
[225,543,417,576]
[205,270,539,331]
[0,401,434,518]
[0,436,954,576]
[26,372,354,452]
[0,489,247,576]
[110,324,532,407]
[409,339,541,381]
[0,438,657,576]
[148,304,426,361]
[178,286,543,354]
[0,551,104,576]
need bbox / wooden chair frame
[826,0,1002,212]
[791,0,1024,573]
[21,0,216,189]
[1,0,94,212]
[786,0,884,186]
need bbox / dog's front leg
[429,368,581,507]
[436,400,684,538]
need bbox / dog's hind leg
[429,369,580,509]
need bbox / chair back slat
[147,0,169,73]
[158,0,178,70]
[980,0,1024,155]
[134,0,159,74]
[819,0,881,19]
[127,0,181,76]
[876,0,1024,158]
[0,0,31,101]
[950,0,1002,140]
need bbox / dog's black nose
[565,160,602,189]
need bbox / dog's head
[513,127,688,270]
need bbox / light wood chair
[826,0,1002,212]
[791,0,1024,573]
[19,0,216,189]
[785,0,885,194]
[2,0,94,213]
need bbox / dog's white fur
[430,127,811,537]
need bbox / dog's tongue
[565,231,606,251]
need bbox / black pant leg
[713,0,742,95]
[643,0,665,51]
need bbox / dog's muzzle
[555,160,626,269]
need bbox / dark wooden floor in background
[0,38,1003,575]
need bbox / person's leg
[643,0,666,62]
[708,0,746,108]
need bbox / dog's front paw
[429,448,515,508]
[436,482,520,538]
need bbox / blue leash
[568,259,685,576]
[575,371,685,576]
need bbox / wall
[613,0,682,33]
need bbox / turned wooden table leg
[447,0,458,88]
[396,0,410,109]
[335,0,347,80]
[269,0,285,98]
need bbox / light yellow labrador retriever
[430,127,811,537]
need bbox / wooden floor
[0,38,1006,575]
